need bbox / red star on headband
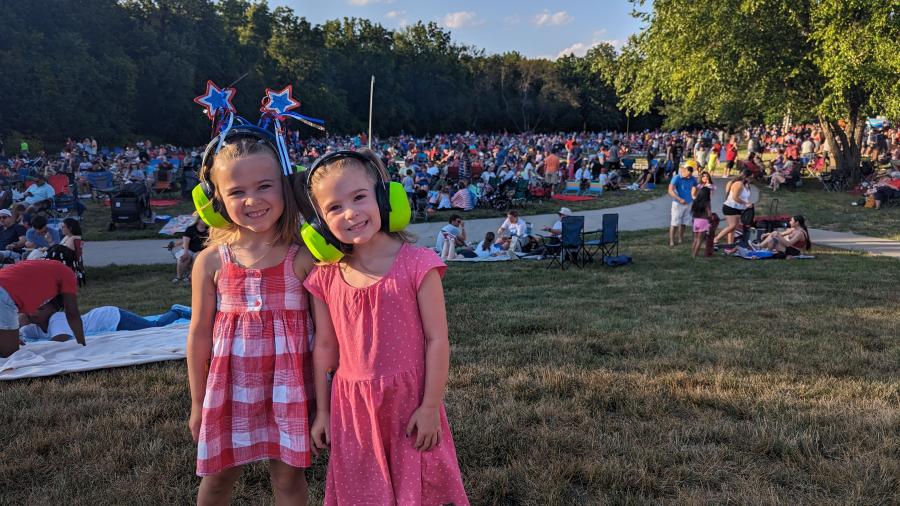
[261,85,301,116]
[193,80,236,120]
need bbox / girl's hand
[405,405,442,451]
[310,413,330,456]
[188,404,202,443]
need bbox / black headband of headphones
[199,124,280,174]
[296,150,392,247]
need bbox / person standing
[0,259,85,357]
[668,163,698,247]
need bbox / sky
[268,0,649,59]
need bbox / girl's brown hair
[305,149,415,259]
[201,137,300,247]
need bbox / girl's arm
[406,269,450,452]
[309,295,339,453]
[186,247,218,442]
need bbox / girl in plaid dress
[302,151,468,505]
[187,138,316,504]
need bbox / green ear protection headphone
[293,150,411,263]
[191,125,284,228]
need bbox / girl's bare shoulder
[194,245,222,278]
[292,243,317,279]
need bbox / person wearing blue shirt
[668,162,699,247]
[21,174,56,213]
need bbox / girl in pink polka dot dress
[302,151,469,505]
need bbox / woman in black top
[173,216,208,284]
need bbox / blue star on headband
[193,80,236,120]
[261,85,301,116]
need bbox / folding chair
[47,174,70,195]
[74,239,86,286]
[543,215,585,270]
[583,213,619,263]
[84,170,118,200]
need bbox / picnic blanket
[0,323,189,380]
[159,214,196,235]
[553,195,594,202]
[730,247,816,260]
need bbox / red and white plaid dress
[196,244,314,476]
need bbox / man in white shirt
[19,302,191,343]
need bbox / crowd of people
[0,122,896,273]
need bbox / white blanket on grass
[0,323,189,380]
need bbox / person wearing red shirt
[0,260,85,357]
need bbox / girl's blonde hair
[306,149,415,260]
[201,137,300,247]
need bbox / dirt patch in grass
[1,231,898,504]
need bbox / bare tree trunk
[819,113,864,184]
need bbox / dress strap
[218,244,233,264]
[282,243,299,273]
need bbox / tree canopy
[613,0,900,173]
[0,0,649,146]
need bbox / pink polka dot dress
[304,243,469,505]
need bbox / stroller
[109,182,152,230]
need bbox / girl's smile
[313,162,382,245]
[213,153,284,233]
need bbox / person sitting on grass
[474,232,504,258]
[0,259,85,357]
[866,177,900,209]
[753,215,811,257]
[496,210,527,251]
[769,157,795,192]
[450,181,474,211]
[18,298,192,343]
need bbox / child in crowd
[691,187,712,257]
[186,135,316,504]
[476,231,504,257]
[302,150,469,505]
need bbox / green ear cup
[301,222,344,263]
[192,184,230,229]
[386,181,411,232]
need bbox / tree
[614,0,900,179]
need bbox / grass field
[754,183,900,241]
[1,231,898,505]
[79,196,196,242]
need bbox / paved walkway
[84,180,900,266]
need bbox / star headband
[194,80,326,175]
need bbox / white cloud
[385,10,408,26]
[503,15,521,25]
[441,11,482,29]
[556,39,622,59]
[348,0,394,5]
[557,42,590,58]
[533,10,573,27]
[593,29,608,37]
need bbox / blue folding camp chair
[84,170,118,200]
[584,213,619,263]
[543,215,585,270]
